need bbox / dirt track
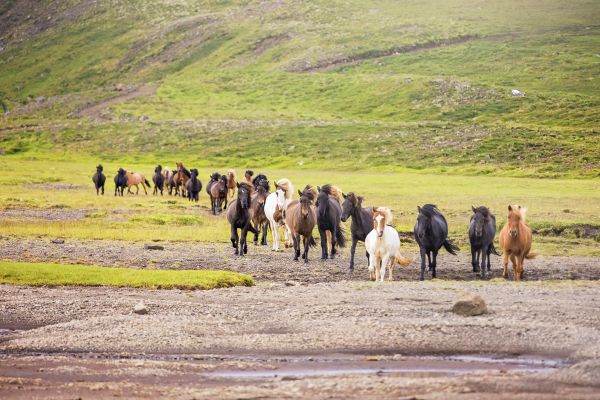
[1,238,600,398]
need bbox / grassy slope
[0,261,254,289]
[0,0,599,177]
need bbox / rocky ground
[1,238,600,398]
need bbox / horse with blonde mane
[126,171,151,195]
[499,205,535,281]
[365,207,411,281]
[264,178,294,251]
[227,169,237,200]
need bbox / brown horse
[209,174,229,214]
[227,169,237,200]
[250,185,269,246]
[285,185,317,263]
[126,171,151,195]
[499,205,535,281]
[172,162,191,197]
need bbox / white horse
[365,207,411,281]
[264,178,294,251]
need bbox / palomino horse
[250,185,269,246]
[414,204,459,280]
[226,182,257,256]
[92,165,105,195]
[172,162,191,197]
[499,205,535,281]
[341,192,374,271]
[114,168,127,196]
[469,206,500,279]
[365,207,411,282]
[126,171,151,195]
[152,165,164,196]
[264,178,294,251]
[285,185,317,263]
[227,169,237,200]
[316,184,346,259]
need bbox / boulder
[452,293,488,316]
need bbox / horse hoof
[329,254,335,259]
[321,255,328,260]
[293,257,299,262]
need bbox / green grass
[0,261,254,289]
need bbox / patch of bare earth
[73,84,158,121]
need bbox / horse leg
[502,251,509,279]
[471,248,479,272]
[349,238,357,271]
[271,220,279,251]
[419,248,427,281]
[427,252,432,271]
[319,228,328,259]
[303,236,310,264]
[510,254,518,281]
[380,255,389,283]
[231,226,239,255]
[431,250,438,279]
[480,245,488,280]
[388,257,394,281]
[241,226,248,256]
[261,223,268,246]
[516,255,525,281]
[368,254,376,281]
[330,227,337,259]
[293,234,300,261]
[487,248,492,271]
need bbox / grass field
[0,261,254,289]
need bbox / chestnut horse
[285,185,317,263]
[499,205,535,281]
[172,162,191,197]
[227,169,237,200]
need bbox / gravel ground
[0,237,598,283]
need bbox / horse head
[341,192,360,222]
[237,182,252,209]
[415,205,431,240]
[155,165,162,174]
[96,165,103,173]
[255,186,268,209]
[190,169,198,179]
[373,207,392,238]
[298,186,315,220]
[316,187,330,218]
[507,205,525,238]
[471,206,491,238]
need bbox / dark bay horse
[92,165,105,195]
[114,168,127,196]
[341,192,373,270]
[469,205,500,279]
[252,174,270,191]
[153,165,164,196]
[186,168,202,202]
[316,185,346,259]
[250,185,269,246]
[285,185,317,263]
[414,204,459,280]
[226,182,257,256]
[207,172,228,214]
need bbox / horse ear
[357,196,363,205]
[236,182,240,188]
[342,192,347,199]
[298,189,302,196]
[508,205,512,211]
[417,206,421,213]
[373,207,377,213]
[472,205,476,213]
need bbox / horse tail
[395,254,412,267]
[309,236,317,248]
[442,239,459,255]
[525,250,537,259]
[489,243,501,256]
[335,224,346,247]
[145,178,151,187]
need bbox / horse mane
[228,169,236,178]
[238,181,254,194]
[320,184,343,204]
[510,204,527,223]
[252,174,268,187]
[210,172,220,182]
[301,185,316,202]
[472,205,491,218]
[220,175,228,184]
[164,166,171,173]
[375,206,393,224]
[419,204,442,219]
[245,170,254,177]
[276,178,294,200]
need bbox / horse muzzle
[510,229,518,238]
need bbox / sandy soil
[1,238,600,398]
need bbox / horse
[252,174,269,190]
[469,206,500,279]
[173,162,191,197]
[92,165,105,195]
[316,184,346,259]
[244,170,254,185]
[264,178,294,251]
[285,185,317,263]
[414,204,459,280]
[226,182,257,256]
[341,192,374,271]
[126,171,151,195]
[186,168,202,202]
[152,165,164,196]
[208,173,228,214]
[250,185,269,245]
[227,169,237,200]
[114,168,127,196]
[499,205,535,281]
[365,207,411,281]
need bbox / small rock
[51,239,65,244]
[452,293,488,316]
[144,244,164,250]
[511,89,525,97]
[133,302,148,315]
[285,281,300,286]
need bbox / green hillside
[0,0,599,177]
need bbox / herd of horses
[92,164,535,281]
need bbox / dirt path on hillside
[0,237,598,283]
[74,84,158,120]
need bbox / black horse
[153,165,164,196]
[252,174,270,191]
[186,168,202,202]
[316,185,346,259]
[92,165,105,195]
[469,206,501,279]
[114,168,127,196]
[414,204,459,280]
[226,182,258,256]
[340,192,373,270]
